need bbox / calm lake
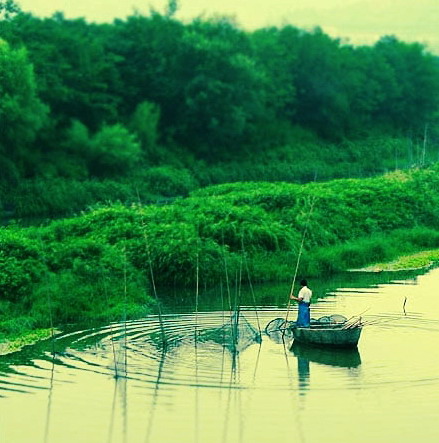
[1,267,439,443]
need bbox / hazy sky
[16,0,439,53]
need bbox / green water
[1,268,438,443]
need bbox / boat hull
[291,326,362,348]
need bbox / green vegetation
[2,2,439,346]
[0,328,55,355]
[359,249,439,271]
[2,166,439,343]
[1,2,439,217]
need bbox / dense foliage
[2,166,439,337]
[2,1,439,339]
[1,2,439,216]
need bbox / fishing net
[264,317,294,334]
[198,311,261,353]
[328,314,348,324]
[264,317,296,343]
[313,314,348,325]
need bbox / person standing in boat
[290,279,312,327]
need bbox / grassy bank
[0,328,56,355]
[357,249,439,272]
[1,165,439,340]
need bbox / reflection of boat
[291,341,361,368]
[291,325,362,348]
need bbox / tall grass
[2,165,439,338]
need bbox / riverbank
[353,249,439,272]
[0,328,57,356]
[1,165,439,344]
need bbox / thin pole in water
[195,226,200,342]
[241,234,262,335]
[221,231,234,335]
[102,269,119,378]
[123,247,128,375]
[136,191,168,348]
[194,227,200,443]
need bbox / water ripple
[1,306,439,397]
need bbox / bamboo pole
[241,234,262,335]
[284,196,317,325]
[136,191,167,348]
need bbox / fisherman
[290,279,312,327]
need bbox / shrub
[142,166,198,197]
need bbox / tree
[292,28,350,139]
[0,39,48,168]
[250,26,299,121]
[2,13,121,131]
[0,0,20,20]
[129,101,161,153]
[88,124,141,177]
[175,18,268,153]
[373,36,439,134]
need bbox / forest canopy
[1,1,439,215]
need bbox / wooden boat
[290,324,362,348]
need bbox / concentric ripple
[1,301,439,398]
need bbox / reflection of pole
[194,323,200,443]
[122,377,128,443]
[144,349,167,443]
[240,342,262,443]
[106,382,118,443]
[221,351,238,443]
[283,342,306,443]
[194,236,200,443]
[43,356,55,443]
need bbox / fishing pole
[284,195,317,325]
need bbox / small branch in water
[403,296,407,315]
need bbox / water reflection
[161,267,427,314]
[291,342,362,368]
[144,349,167,443]
[290,342,362,395]
[43,356,55,443]
[1,267,439,443]
[296,355,310,393]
